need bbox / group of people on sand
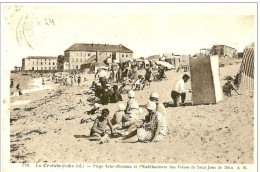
[79,90,168,144]
[52,72,84,87]
[73,64,195,144]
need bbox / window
[49,62,51,65]
[88,53,91,56]
[80,58,82,63]
[53,62,55,65]
[76,58,78,63]
[80,52,82,57]
[76,52,78,56]
[45,67,47,70]
[45,62,47,65]
[49,67,51,70]
[45,59,47,61]
[126,54,128,57]
[33,62,34,64]
[83,53,86,57]
[122,54,124,57]
[37,67,38,70]
[32,67,34,70]
[41,67,43,70]
[53,67,55,70]
[76,65,78,69]
[41,62,43,65]
[37,62,38,65]
[72,58,74,63]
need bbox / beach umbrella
[155,61,174,70]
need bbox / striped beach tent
[235,43,254,90]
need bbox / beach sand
[9,62,254,164]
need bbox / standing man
[171,74,190,107]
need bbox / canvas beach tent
[189,55,223,105]
[235,43,254,91]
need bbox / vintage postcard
[1,2,257,172]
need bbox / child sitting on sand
[89,108,115,144]
[110,104,126,128]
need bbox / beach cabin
[189,55,223,105]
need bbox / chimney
[96,51,99,62]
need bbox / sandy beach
[9,61,254,164]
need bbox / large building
[64,43,133,70]
[211,45,237,58]
[22,56,58,71]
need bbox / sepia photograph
[1,2,257,172]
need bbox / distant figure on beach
[16,83,22,96]
[70,76,73,86]
[78,75,81,86]
[42,77,45,85]
[16,83,20,90]
[89,108,115,144]
[142,66,155,90]
[122,101,167,143]
[10,80,14,88]
[171,74,190,107]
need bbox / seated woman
[157,67,167,81]
[89,109,115,143]
[119,83,127,94]
[122,101,167,143]
[100,84,114,105]
[131,75,144,91]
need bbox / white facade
[22,57,57,71]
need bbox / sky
[1,3,257,71]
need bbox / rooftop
[213,45,236,50]
[26,56,57,59]
[65,43,133,53]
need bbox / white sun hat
[146,101,156,111]
[150,92,159,99]
[118,103,126,111]
[128,90,135,98]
